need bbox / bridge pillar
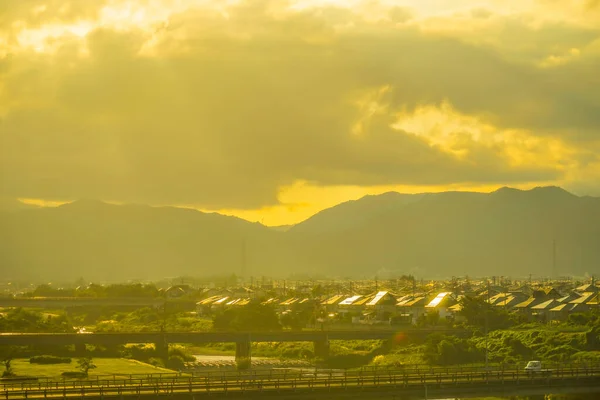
[235,341,251,361]
[154,341,169,360]
[313,339,330,358]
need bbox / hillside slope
[1,187,600,281]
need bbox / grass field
[10,358,175,379]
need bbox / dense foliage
[27,283,161,298]
[0,308,73,333]
[212,304,281,331]
[30,356,72,364]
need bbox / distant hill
[287,186,600,278]
[268,225,295,233]
[0,200,292,282]
[1,187,600,281]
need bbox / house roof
[495,296,518,307]
[339,295,362,306]
[322,295,345,305]
[367,291,389,306]
[556,293,581,303]
[398,296,426,307]
[213,296,230,305]
[353,296,372,306]
[550,303,569,312]
[280,298,300,306]
[531,299,558,310]
[488,293,509,305]
[514,297,544,309]
[576,284,599,293]
[570,292,596,304]
[196,295,222,305]
[426,292,454,308]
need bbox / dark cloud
[0,1,599,209]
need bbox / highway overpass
[0,329,468,359]
[0,297,166,308]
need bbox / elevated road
[0,297,166,308]
[1,364,599,399]
[0,329,466,346]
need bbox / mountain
[287,186,600,278]
[1,186,600,281]
[0,200,293,282]
[289,192,424,235]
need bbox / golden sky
[1,0,600,225]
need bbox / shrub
[148,357,165,368]
[61,371,87,378]
[168,345,195,362]
[30,356,72,364]
[236,357,251,371]
[167,355,185,370]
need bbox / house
[321,295,346,313]
[447,302,466,322]
[530,299,561,322]
[396,296,428,324]
[575,283,599,294]
[195,295,222,315]
[365,291,397,320]
[494,292,528,309]
[165,285,195,299]
[338,295,365,320]
[570,292,597,306]
[425,292,458,319]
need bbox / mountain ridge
[1,186,599,281]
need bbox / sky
[1,0,600,226]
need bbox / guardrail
[2,363,600,398]
[2,369,600,399]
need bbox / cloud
[0,0,599,210]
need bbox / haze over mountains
[1,186,599,282]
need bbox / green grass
[10,358,174,379]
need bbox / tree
[213,304,281,331]
[459,296,514,331]
[2,357,14,377]
[77,357,96,376]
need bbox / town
[2,275,599,328]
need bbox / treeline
[0,308,73,333]
[24,283,161,298]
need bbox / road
[0,329,467,346]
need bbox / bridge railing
[2,366,600,399]
[2,361,600,392]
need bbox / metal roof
[367,291,389,306]
[339,295,362,305]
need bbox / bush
[61,371,87,378]
[30,356,72,364]
[168,345,195,362]
[148,357,165,368]
[236,357,251,371]
[166,355,185,370]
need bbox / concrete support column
[155,341,169,360]
[235,341,251,361]
[313,339,330,358]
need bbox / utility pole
[485,279,490,370]
[552,239,557,280]
[241,238,247,285]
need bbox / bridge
[0,297,167,309]
[0,329,467,359]
[1,363,599,399]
